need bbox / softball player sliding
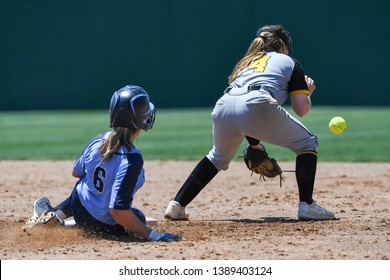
[164,24,335,221]
[26,85,181,242]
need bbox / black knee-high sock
[295,152,317,204]
[174,157,219,207]
[245,136,260,146]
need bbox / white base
[62,217,158,227]
[145,216,158,227]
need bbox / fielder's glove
[148,229,182,242]
[243,144,283,179]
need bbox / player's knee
[132,208,146,224]
[206,154,229,171]
[296,135,318,154]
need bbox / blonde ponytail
[228,29,286,83]
[228,37,266,83]
[99,127,135,162]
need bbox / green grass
[0,107,389,162]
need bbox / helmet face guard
[109,85,156,131]
[143,102,156,130]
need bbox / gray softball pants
[206,90,318,171]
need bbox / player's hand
[148,229,182,242]
[305,75,316,95]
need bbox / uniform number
[248,55,270,73]
[93,166,107,192]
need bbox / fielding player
[164,25,335,221]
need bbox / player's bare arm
[110,208,152,239]
[291,94,311,117]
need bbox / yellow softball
[329,116,347,135]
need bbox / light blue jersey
[74,132,145,225]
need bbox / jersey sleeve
[72,133,105,178]
[73,154,86,178]
[288,60,310,96]
[110,153,144,210]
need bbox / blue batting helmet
[109,85,156,131]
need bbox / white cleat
[24,197,57,228]
[298,201,336,221]
[164,200,189,220]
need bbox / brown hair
[228,24,291,83]
[99,127,136,162]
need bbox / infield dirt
[1,160,389,260]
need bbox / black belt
[224,85,262,94]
